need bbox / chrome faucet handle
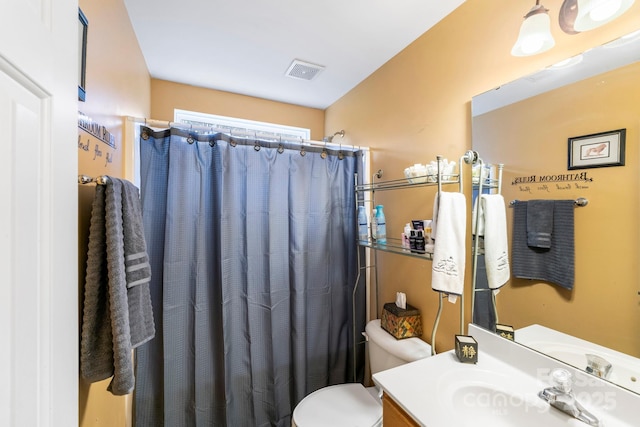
[550,368,573,393]
[586,354,612,379]
[539,368,602,427]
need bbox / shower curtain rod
[126,116,365,152]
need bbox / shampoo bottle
[375,205,386,244]
[358,206,368,242]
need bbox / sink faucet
[538,368,601,427]
[585,354,612,379]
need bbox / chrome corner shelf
[353,151,479,359]
[357,237,434,260]
[355,175,460,192]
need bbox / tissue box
[381,302,422,339]
[455,335,478,364]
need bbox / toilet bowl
[291,319,431,427]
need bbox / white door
[0,1,79,426]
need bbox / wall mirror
[471,29,640,394]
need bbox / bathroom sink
[517,325,640,394]
[377,352,594,427]
[439,364,587,427]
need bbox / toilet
[291,319,431,427]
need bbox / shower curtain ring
[338,142,344,160]
[321,141,328,159]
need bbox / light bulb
[521,38,545,55]
[589,0,622,21]
[511,7,555,57]
[574,0,635,31]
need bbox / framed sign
[78,8,88,102]
[568,129,625,170]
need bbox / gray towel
[80,177,155,395]
[512,200,575,290]
[121,179,155,348]
[526,200,554,248]
[81,185,113,382]
[472,253,497,331]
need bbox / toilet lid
[292,383,382,427]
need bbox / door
[0,1,79,426]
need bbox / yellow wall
[150,79,325,141]
[77,0,150,425]
[474,61,640,357]
[325,0,640,353]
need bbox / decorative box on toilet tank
[381,302,423,339]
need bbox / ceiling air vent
[285,59,325,81]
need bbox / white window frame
[174,109,311,141]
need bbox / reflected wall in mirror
[471,30,640,394]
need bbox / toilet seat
[292,383,382,427]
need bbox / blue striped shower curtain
[134,127,365,426]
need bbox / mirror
[471,30,640,394]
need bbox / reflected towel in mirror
[512,200,575,290]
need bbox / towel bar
[78,174,109,185]
[509,197,588,207]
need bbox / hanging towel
[120,180,155,348]
[511,200,575,290]
[431,192,466,300]
[527,200,554,248]
[474,194,510,290]
[81,177,155,395]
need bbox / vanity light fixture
[511,0,556,57]
[513,0,636,56]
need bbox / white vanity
[373,324,640,426]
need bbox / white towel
[475,194,510,290]
[431,192,466,301]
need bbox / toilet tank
[366,319,431,374]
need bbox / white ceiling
[123,0,466,110]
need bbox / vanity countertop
[372,324,640,427]
[373,349,547,426]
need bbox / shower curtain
[134,127,365,427]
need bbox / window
[174,109,311,141]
